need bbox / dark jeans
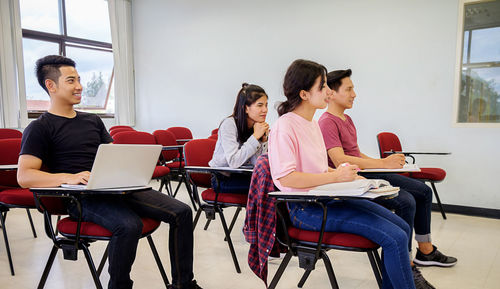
[68,189,194,289]
[290,199,415,289]
[362,173,433,249]
[211,173,251,194]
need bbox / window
[456,0,500,124]
[20,0,114,117]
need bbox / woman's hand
[253,122,269,140]
[331,164,359,182]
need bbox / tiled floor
[1,181,499,289]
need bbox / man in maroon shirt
[318,69,456,287]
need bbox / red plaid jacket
[243,154,276,285]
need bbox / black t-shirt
[20,111,113,174]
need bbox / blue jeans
[68,190,194,289]
[211,174,251,194]
[363,173,433,246]
[290,199,415,289]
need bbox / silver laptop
[61,144,162,190]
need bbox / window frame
[453,0,500,127]
[21,0,114,119]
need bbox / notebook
[59,144,162,190]
[308,179,399,197]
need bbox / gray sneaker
[412,266,436,289]
[414,245,457,267]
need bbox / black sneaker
[412,266,436,289]
[414,245,457,267]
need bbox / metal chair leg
[297,269,312,288]
[192,208,203,231]
[268,250,293,289]
[37,245,59,289]
[321,251,340,289]
[218,209,241,273]
[224,207,242,241]
[430,182,447,219]
[81,244,103,289]
[97,244,109,276]
[147,236,170,287]
[26,208,37,238]
[203,219,211,231]
[0,211,14,275]
[367,250,383,288]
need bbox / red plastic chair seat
[201,188,248,205]
[57,217,160,238]
[165,161,184,169]
[153,166,170,178]
[0,188,36,207]
[288,227,379,249]
[410,168,446,181]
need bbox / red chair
[207,134,218,140]
[184,139,248,273]
[210,128,219,136]
[250,155,383,289]
[153,130,197,208]
[112,131,171,194]
[167,127,193,144]
[0,128,22,139]
[31,189,169,289]
[109,127,135,137]
[109,125,134,132]
[377,132,448,219]
[0,138,38,276]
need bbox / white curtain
[0,0,28,128]
[108,0,135,126]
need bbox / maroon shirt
[318,112,361,168]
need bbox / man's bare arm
[327,147,404,169]
[17,154,90,188]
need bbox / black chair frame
[384,150,447,220]
[188,171,245,273]
[32,192,169,289]
[0,202,37,275]
[268,197,383,289]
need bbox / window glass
[469,27,500,63]
[22,38,59,111]
[20,0,114,116]
[66,46,114,113]
[19,0,60,34]
[65,0,112,42]
[458,1,500,123]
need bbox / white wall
[132,0,500,210]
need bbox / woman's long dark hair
[231,83,268,144]
[277,59,327,116]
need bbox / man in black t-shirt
[17,55,202,289]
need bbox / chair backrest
[167,127,193,142]
[109,125,134,132]
[0,138,22,187]
[184,138,216,188]
[153,129,178,162]
[211,128,219,135]
[377,132,403,158]
[112,131,156,145]
[208,134,218,140]
[0,128,22,139]
[109,127,135,137]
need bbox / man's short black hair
[35,55,76,94]
[327,69,352,92]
